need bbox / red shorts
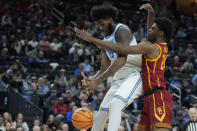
[138,90,172,131]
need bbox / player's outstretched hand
[139,3,154,12]
[74,27,93,43]
[81,72,90,87]
[81,72,98,97]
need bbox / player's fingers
[81,72,88,80]
[74,27,80,33]
[91,90,95,98]
[139,5,145,10]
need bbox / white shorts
[99,72,143,111]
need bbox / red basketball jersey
[142,43,168,93]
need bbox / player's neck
[154,38,165,43]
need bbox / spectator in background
[193,58,197,71]
[182,108,190,124]
[41,124,49,131]
[68,43,81,64]
[182,107,197,131]
[16,127,24,131]
[38,77,50,95]
[9,74,23,92]
[170,75,183,91]
[5,122,12,131]
[61,123,69,131]
[13,113,29,131]
[45,88,58,114]
[0,48,9,67]
[0,70,6,88]
[172,126,179,131]
[50,38,62,52]
[185,44,196,57]
[82,58,91,72]
[8,42,18,59]
[58,69,68,88]
[38,35,50,52]
[192,73,197,85]
[33,118,40,127]
[3,112,12,124]
[46,114,56,130]
[15,37,25,55]
[36,51,48,64]
[0,115,5,131]
[93,92,104,111]
[24,26,35,40]
[22,76,34,99]
[181,58,194,73]
[74,63,89,77]
[0,35,8,50]
[52,97,69,115]
[27,51,39,68]
[27,36,38,53]
[32,125,41,131]
[173,56,183,71]
[182,80,193,107]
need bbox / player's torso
[103,23,142,80]
[142,43,168,92]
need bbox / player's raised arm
[140,3,155,32]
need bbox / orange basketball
[72,108,94,130]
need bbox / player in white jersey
[76,5,144,131]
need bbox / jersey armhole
[144,44,162,62]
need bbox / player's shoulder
[115,24,132,36]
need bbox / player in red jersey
[74,3,174,131]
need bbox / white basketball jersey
[103,23,142,80]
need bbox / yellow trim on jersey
[153,61,157,73]
[158,43,167,45]
[157,77,160,87]
[153,92,166,122]
[146,60,152,89]
[144,43,162,62]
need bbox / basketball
[72,108,94,130]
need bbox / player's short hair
[155,17,174,39]
[90,5,119,21]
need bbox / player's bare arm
[74,27,160,59]
[89,49,111,80]
[81,49,110,88]
[140,3,155,31]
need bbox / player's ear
[109,18,114,23]
[159,31,164,38]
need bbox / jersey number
[106,50,114,59]
[161,54,167,70]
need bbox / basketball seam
[72,119,92,123]
[87,109,92,120]
[87,110,94,125]
[75,112,91,119]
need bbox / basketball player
[74,3,174,131]
[77,5,143,131]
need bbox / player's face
[147,23,160,42]
[98,19,111,35]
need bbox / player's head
[147,17,174,42]
[90,5,119,35]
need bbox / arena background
[0,0,196,131]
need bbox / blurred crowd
[0,0,197,131]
